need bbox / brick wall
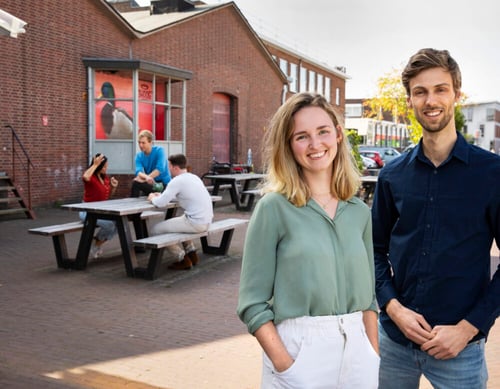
[1,0,133,206]
[0,1,344,207]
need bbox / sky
[205,0,500,103]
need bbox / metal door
[212,93,230,163]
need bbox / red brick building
[0,0,347,208]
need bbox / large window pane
[324,77,331,102]
[299,65,307,92]
[94,70,134,139]
[290,63,298,93]
[308,70,316,93]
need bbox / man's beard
[415,108,454,134]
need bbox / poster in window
[94,72,154,140]
[95,72,133,139]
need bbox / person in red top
[79,153,119,258]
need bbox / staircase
[1,124,36,220]
[0,174,35,219]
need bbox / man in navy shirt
[372,48,500,388]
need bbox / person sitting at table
[148,154,213,270]
[80,153,119,258]
[130,129,171,197]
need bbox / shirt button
[426,224,431,229]
[429,197,434,201]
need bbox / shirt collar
[410,131,470,166]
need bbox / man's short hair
[138,129,153,142]
[402,48,461,97]
[168,154,187,169]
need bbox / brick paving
[0,197,498,389]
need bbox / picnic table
[360,175,378,204]
[203,173,265,211]
[61,197,176,277]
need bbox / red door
[212,93,230,163]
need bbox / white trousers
[150,214,209,260]
[261,312,380,389]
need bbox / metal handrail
[5,124,34,209]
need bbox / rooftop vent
[151,0,195,14]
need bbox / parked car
[403,144,416,153]
[359,146,401,163]
[361,155,378,169]
[359,150,384,168]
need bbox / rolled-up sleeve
[237,198,281,334]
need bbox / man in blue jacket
[130,129,171,197]
[372,48,499,388]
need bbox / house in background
[1,0,347,210]
[461,101,500,152]
[345,99,410,149]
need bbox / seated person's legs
[151,215,201,270]
[182,240,199,265]
[130,181,154,197]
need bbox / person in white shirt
[148,154,213,270]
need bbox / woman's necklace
[312,192,334,209]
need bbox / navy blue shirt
[372,133,500,347]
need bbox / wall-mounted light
[0,9,27,38]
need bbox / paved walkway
[0,198,498,388]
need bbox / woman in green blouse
[237,92,379,388]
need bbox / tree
[346,129,364,171]
[365,68,468,145]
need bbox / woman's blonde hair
[261,92,360,207]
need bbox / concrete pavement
[0,196,498,388]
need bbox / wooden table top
[62,197,175,216]
[360,175,378,183]
[203,173,266,181]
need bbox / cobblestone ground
[0,196,498,388]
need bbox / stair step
[0,186,16,191]
[0,197,22,203]
[0,208,29,216]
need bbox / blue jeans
[379,324,487,389]
[79,212,117,242]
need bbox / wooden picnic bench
[27,210,171,269]
[240,189,262,211]
[28,195,224,274]
[205,184,235,193]
[203,173,265,211]
[29,221,85,269]
[132,218,249,280]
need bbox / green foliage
[455,106,465,132]
[365,68,469,146]
[346,129,364,171]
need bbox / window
[279,58,288,75]
[324,77,331,102]
[94,70,134,140]
[308,70,316,93]
[335,88,340,106]
[84,58,192,174]
[345,103,363,118]
[486,108,495,121]
[317,74,323,95]
[299,65,307,92]
[466,108,473,121]
[289,63,298,93]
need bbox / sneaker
[90,242,103,259]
